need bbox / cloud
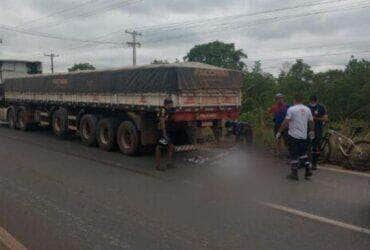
[0,0,369,74]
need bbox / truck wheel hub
[82,122,92,139]
[100,125,110,144]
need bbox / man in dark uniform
[308,95,328,170]
[155,98,175,171]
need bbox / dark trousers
[311,130,323,166]
[288,135,311,171]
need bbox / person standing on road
[269,93,289,157]
[308,95,328,170]
[155,98,175,171]
[276,93,315,181]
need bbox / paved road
[0,126,369,250]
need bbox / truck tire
[17,107,31,131]
[97,118,118,151]
[117,121,140,156]
[7,106,17,130]
[79,114,98,146]
[52,108,69,138]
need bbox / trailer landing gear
[52,108,69,138]
[7,106,17,130]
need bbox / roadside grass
[240,112,370,170]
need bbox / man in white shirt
[277,93,315,181]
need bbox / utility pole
[44,51,59,74]
[125,30,141,66]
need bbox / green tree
[151,58,182,64]
[312,69,346,121]
[242,62,277,121]
[277,59,314,102]
[184,41,247,70]
[310,58,370,122]
[151,59,170,64]
[150,59,169,64]
[241,61,277,146]
[343,57,370,121]
[68,63,95,72]
[239,57,370,146]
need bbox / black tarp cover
[3,62,243,94]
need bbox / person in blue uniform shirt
[307,95,328,170]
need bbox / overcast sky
[0,0,369,74]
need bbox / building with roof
[0,60,42,84]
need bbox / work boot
[311,163,317,170]
[287,169,299,181]
[166,162,176,169]
[312,154,318,170]
[305,168,313,180]
[155,165,166,171]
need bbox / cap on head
[275,93,284,99]
[310,95,318,102]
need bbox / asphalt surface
[0,126,369,250]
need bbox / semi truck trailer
[0,62,242,155]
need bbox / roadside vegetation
[68,62,96,72]
[242,58,370,148]
[181,41,370,165]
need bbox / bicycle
[319,128,370,170]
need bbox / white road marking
[261,202,370,236]
[319,165,370,178]
[0,226,27,250]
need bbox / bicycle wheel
[319,135,332,163]
[321,140,331,162]
[349,140,370,170]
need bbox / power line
[60,37,370,56]
[137,0,354,34]
[25,0,142,31]
[0,24,122,45]
[0,1,141,48]
[46,0,357,47]
[125,30,142,66]
[58,28,127,52]
[249,49,370,62]
[159,2,370,43]
[2,0,369,73]
[14,0,101,29]
[139,1,370,44]
[142,2,370,45]
[1,1,366,49]
[61,39,118,53]
[44,51,59,74]
[245,40,370,54]
[70,0,141,19]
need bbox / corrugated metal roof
[0,59,42,64]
